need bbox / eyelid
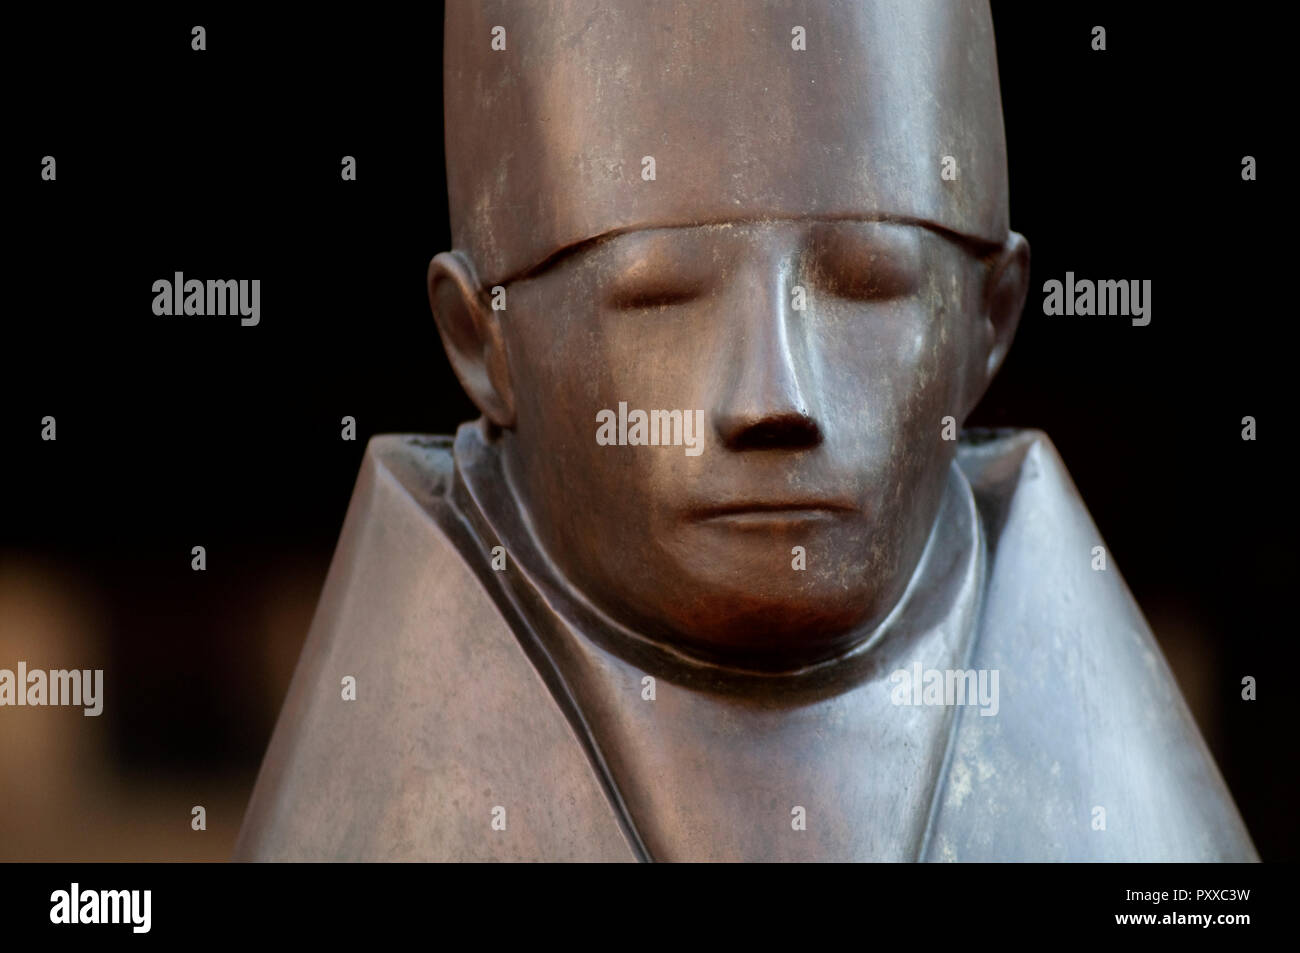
[605,254,711,310]
[808,228,923,301]
[607,282,706,310]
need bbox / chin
[648,584,885,670]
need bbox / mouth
[687,500,858,526]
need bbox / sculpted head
[430,0,1030,670]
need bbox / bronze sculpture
[235,0,1257,861]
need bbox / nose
[713,260,822,452]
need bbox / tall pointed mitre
[444,0,1010,286]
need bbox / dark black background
[4,3,1294,860]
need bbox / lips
[688,499,858,525]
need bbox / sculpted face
[497,221,1023,667]
[431,0,1030,670]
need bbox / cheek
[898,304,970,469]
[817,297,966,449]
[503,318,592,494]
[504,300,662,520]
[892,278,979,432]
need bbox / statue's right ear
[427,251,516,428]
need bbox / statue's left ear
[976,230,1031,395]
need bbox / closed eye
[807,224,923,302]
[605,276,707,311]
[816,252,920,302]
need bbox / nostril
[723,412,822,451]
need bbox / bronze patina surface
[235,0,1256,861]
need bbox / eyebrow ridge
[492,214,1001,286]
